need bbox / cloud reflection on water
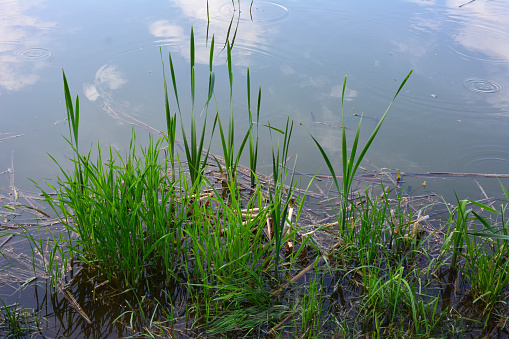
[84,65,128,103]
[148,0,277,67]
[0,1,56,91]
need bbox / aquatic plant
[246,67,262,188]
[13,24,509,338]
[305,71,412,236]
[213,40,251,180]
[167,27,215,186]
[0,298,40,338]
[441,185,509,311]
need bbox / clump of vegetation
[0,298,41,338]
[1,27,508,338]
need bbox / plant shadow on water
[0,27,509,338]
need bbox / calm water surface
[1,0,508,200]
[1,1,508,336]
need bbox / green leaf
[469,200,500,214]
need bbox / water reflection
[445,0,509,64]
[149,0,286,67]
[405,0,509,65]
[0,1,56,91]
[84,65,128,103]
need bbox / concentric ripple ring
[16,47,53,61]
[463,79,502,93]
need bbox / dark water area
[1,0,508,337]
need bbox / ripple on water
[458,144,509,170]
[218,1,289,23]
[463,79,503,94]
[446,1,509,65]
[15,47,52,61]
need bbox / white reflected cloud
[404,0,509,114]
[391,40,409,53]
[96,65,127,90]
[404,0,509,64]
[148,0,274,67]
[0,55,39,91]
[445,0,509,64]
[83,82,100,101]
[0,2,57,91]
[84,64,127,102]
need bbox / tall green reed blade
[168,50,181,114]
[206,0,210,45]
[227,40,235,175]
[343,70,412,195]
[304,70,412,231]
[212,40,251,180]
[268,118,295,280]
[450,197,471,270]
[247,68,262,187]
[206,35,215,107]
[172,27,214,185]
[190,26,195,111]
[62,70,84,192]
[160,47,177,182]
[63,70,79,151]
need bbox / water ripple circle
[16,47,52,61]
[463,79,502,93]
[219,1,289,22]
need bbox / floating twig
[0,234,13,248]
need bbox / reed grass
[183,174,273,323]
[305,71,412,235]
[169,27,214,185]
[39,130,186,287]
[160,47,178,182]
[213,40,251,181]
[13,25,509,338]
[246,67,262,187]
[268,118,297,280]
[0,298,40,338]
[441,185,509,311]
[22,224,70,291]
[297,259,325,338]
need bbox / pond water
[0,0,508,336]
[1,0,508,201]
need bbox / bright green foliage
[305,71,412,234]
[213,40,251,181]
[23,25,509,338]
[0,298,39,338]
[442,184,509,310]
[247,67,262,187]
[41,134,184,287]
[268,118,296,280]
[169,27,214,185]
[160,47,178,182]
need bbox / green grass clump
[38,74,187,287]
[33,28,310,334]
[18,25,509,338]
[0,298,40,338]
[32,35,417,335]
[42,132,185,287]
[305,71,412,236]
[441,185,509,312]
